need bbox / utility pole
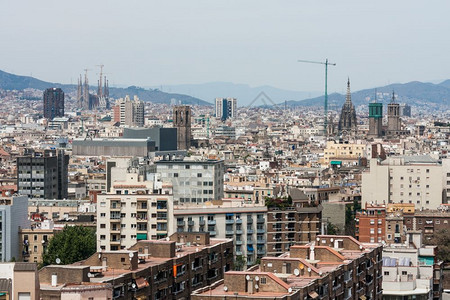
[298,59,336,136]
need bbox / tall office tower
[368,101,383,138]
[338,79,357,134]
[173,105,191,150]
[0,195,29,262]
[215,97,237,121]
[17,149,69,199]
[43,88,64,119]
[387,91,401,134]
[114,95,145,127]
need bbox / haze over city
[2,0,450,93]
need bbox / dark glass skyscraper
[43,88,64,119]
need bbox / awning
[308,291,319,299]
[247,245,254,252]
[359,296,367,300]
[137,233,147,240]
[135,277,149,289]
[330,161,342,165]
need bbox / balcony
[257,249,265,255]
[236,240,243,245]
[236,219,243,224]
[188,220,195,226]
[225,219,234,225]
[247,240,253,244]
[257,218,265,223]
[236,251,243,256]
[236,230,243,235]
[199,220,205,226]
[257,229,265,234]
[225,230,234,235]
[257,239,266,244]
[209,231,217,236]
[208,220,216,225]
[177,221,185,226]
[247,218,253,224]
[247,229,254,234]
[111,227,120,233]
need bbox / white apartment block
[97,171,174,251]
[215,97,237,120]
[362,156,447,210]
[174,200,267,267]
[155,158,224,204]
[115,95,145,127]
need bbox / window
[100,213,106,217]
[100,235,106,240]
[100,224,106,229]
[174,173,178,177]
[370,228,374,234]
[402,271,407,275]
[197,173,202,177]
[384,271,389,276]
[370,219,374,225]
[260,277,267,284]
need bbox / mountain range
[287,81,450,109]
[0,69,449,109]
[0,70,210,106]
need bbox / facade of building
[0,196,29,262]
[39,232,233,300]
[338,79,357,134]
[266,189,322,256]
[114,95,145,127]
[382,232,443,300]
[323,140,367,165]
[17,149,69,199]
[173,105,192,150]
[404,209,450,242]
[215,97,237,121]
[123,127,178,151]
[43,88,64,120]
[362,156,446,210]
[155,158,224,204]
[355,204,386,243]
[72,138,156,157]
[174,199,267,267]
[192,235,383,300]
[368,101,383,138]
[97,172,174,251]
[0,262,40,299]
[19,220,55,264]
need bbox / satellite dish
[129,252,134,258]
[98,253,102,259]
[56,258,61,264]
[223,286,228,292]
[246,275,250,280]
[319,271,323,276]
[294,269,300,276]
[255,284,259,290]
[255,276,259,281]
[311,246,315,251]
[288,287,293,293]
[316,237,320,241]
[359,245,363,250]
[87,272,93,278]
[307,267,311,273]
[330,238,334,242]
[131,283,137,289]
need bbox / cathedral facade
[338,78,357,134]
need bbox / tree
[42,225,96,267]
[426,229,450,263]
[327,222,340,235]
[234,255,246,271]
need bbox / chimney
[247,278,254,294]
[51,273,57,287]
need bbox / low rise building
[39,232,233,300]
[192,235,383,300]
[0,262,40,299]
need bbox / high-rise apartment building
[362,156,447,210]
[174,199,268,267]
[173,105,191,150]
[0,196,29,262]
[215,97,237,121]
[355,204,386,243]
[43,88,64,120]
[155,158,224,204]
[114,95,145,127]
[97,163,174,251]
[17,149,69,199]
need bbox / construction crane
[298,59,336,136]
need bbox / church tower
[368,91,383,138]
[387,91,401,134]
[338,78,357,134]
[173,106,192,150]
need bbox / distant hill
[0,70,211,106]
[150,82,321,106]
[287,81,450,108]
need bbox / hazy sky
[1,1,450,93]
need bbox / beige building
[0,262,40,300]
[19,221,56,264]
[322,140,367,165]
[362,156,446,210]
[114,95,144,127]
[97,171,174,251]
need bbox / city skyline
[1,1,450,94]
